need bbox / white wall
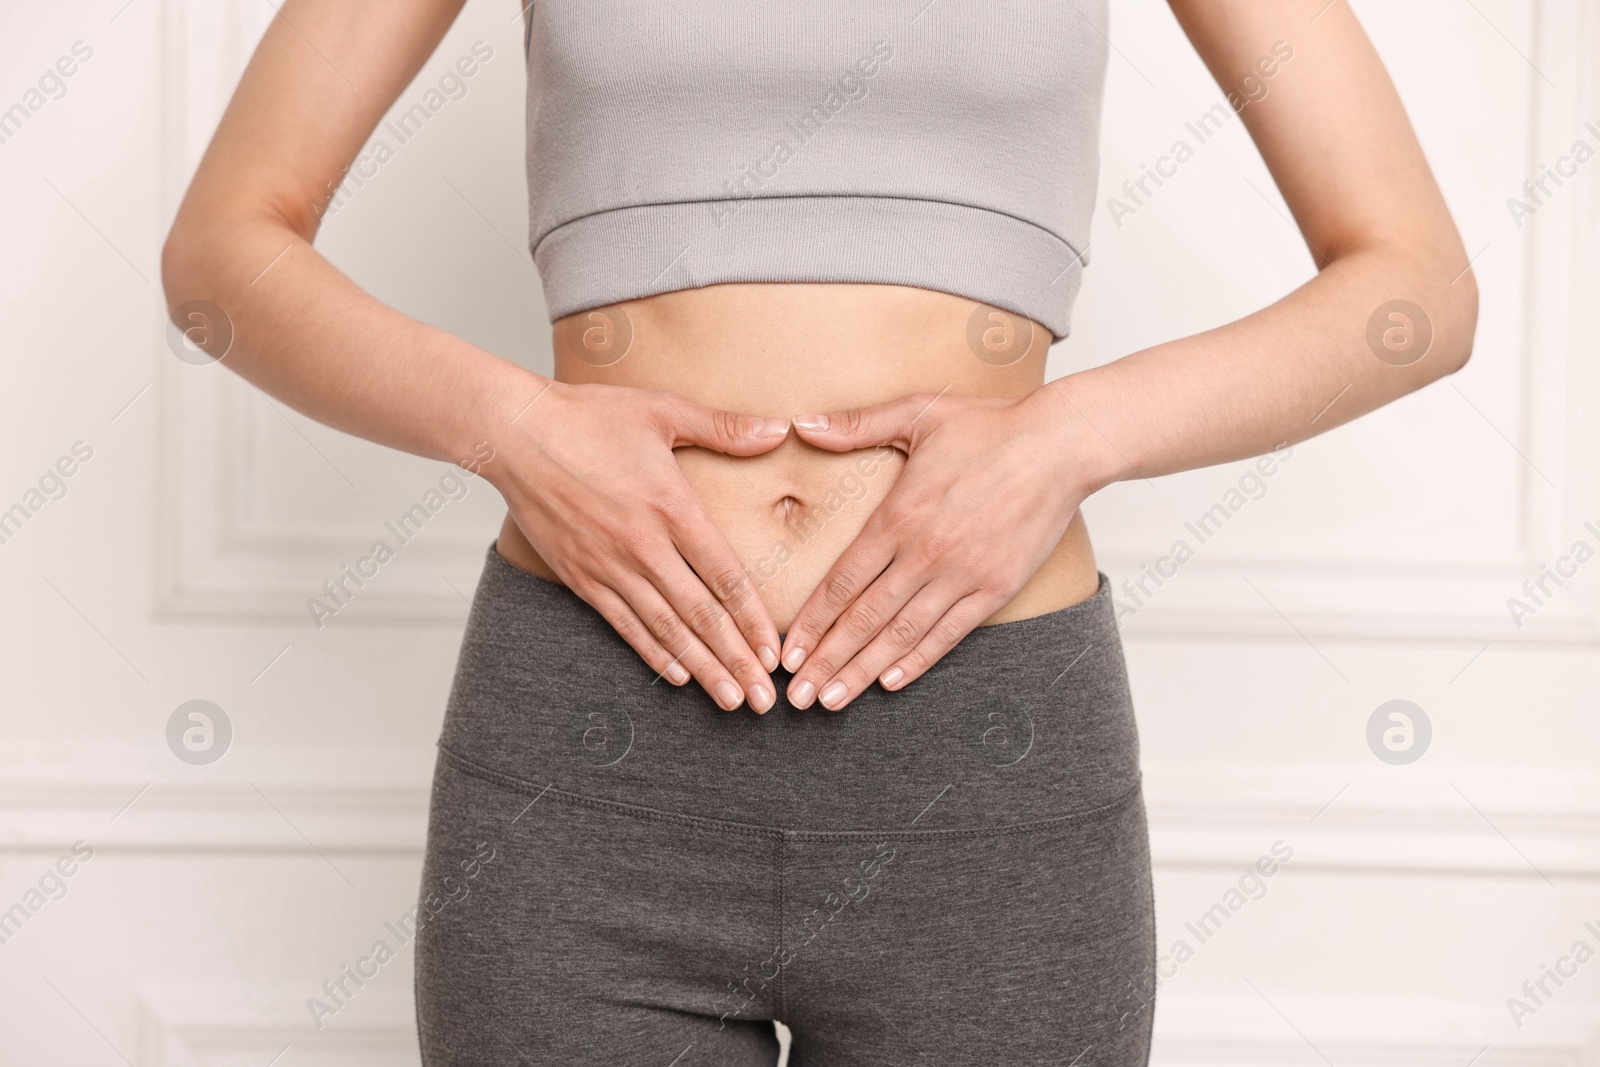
[0,0,1596,1063]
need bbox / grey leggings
[416,547,1156,1065]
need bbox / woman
[163,0,1476,1062]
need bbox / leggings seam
[438,744,1143,840]
[776,833,788,1020]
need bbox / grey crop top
[522,1,1109,340]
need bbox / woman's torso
[496,282,1099,631]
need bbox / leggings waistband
[437,546,1141,832]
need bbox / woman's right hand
[486,378,787,712]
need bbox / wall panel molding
[6,757,1599,878]
[130,983,416,1067]
[1152,992,1598,1067]
[118,983,1600,1066]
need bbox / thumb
[790,393,934,453]
[659,394,790,456]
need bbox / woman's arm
[777,0,1478,709]
[1051,0,1477,475]
[163,0,787,712]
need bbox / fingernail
[789,679,816,708]
[782,646,807,671]
[819,682,848,710]
[715,680,743,710]
[881,666,904,689]
[794,414,829,431]
[752,418,790,437]
[758,645,778,672]
[750,684,774,714]
[665,661,689,685]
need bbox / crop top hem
[532,195,1087,341]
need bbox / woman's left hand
[779,384,1102,710]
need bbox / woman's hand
[490,379,789,712]
[777,385,1100,710]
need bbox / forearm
[1054,240,1477,492]
[161,210,539,474]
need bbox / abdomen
[497,282,1099,630]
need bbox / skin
[499,283,1099,687]
[163,0,1476,714]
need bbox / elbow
[161,209,215,316]
[159,225,193,314]
[160,220,230,363]
[161,188,303,312]
[1346,222,1479,382]
[1433,261,1478,378]
[1376,234,1477,383]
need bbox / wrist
[1030,373,1126,499]
[443,346,551,493]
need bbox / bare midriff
[495,282,1100,632]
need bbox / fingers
[632,487,779,710]
[565,481,778,712]
[641,390,784,665]
[658,393,791,457]
[612,569,774,713]
[790,393,935,453]
[579,583,693,687]
[513,385,791,709]
[648,392,788,703]
[657,483,783,674]
[678,542,783,676]
[645,554,779,713]
[783,554,911,709]
[778,475,918,678]
[827,589,998,710]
